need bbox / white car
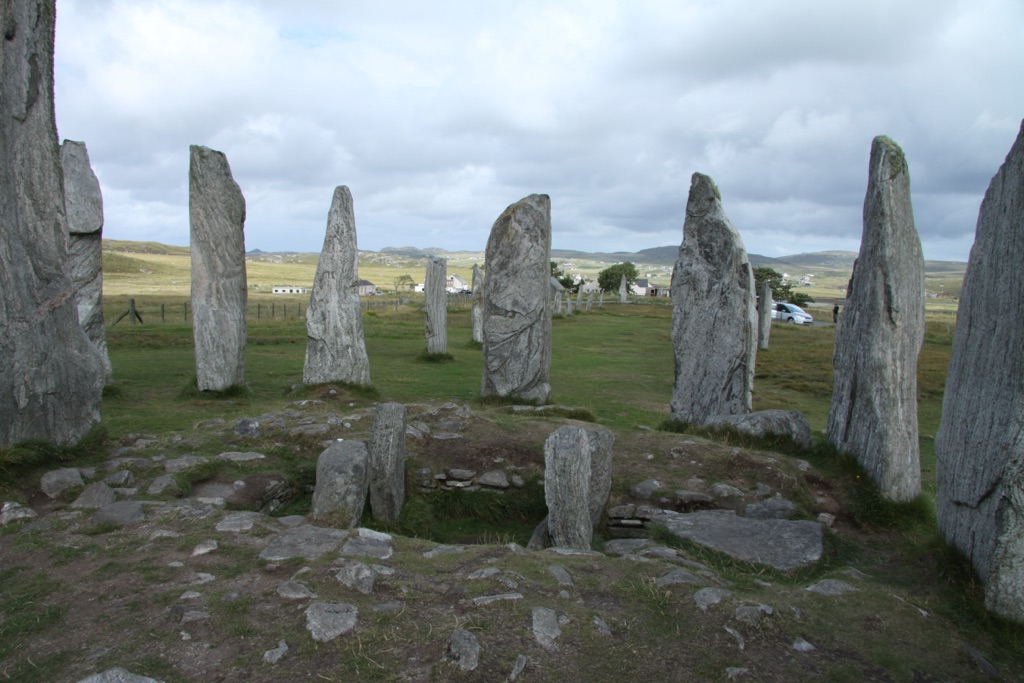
[772,302,814,325]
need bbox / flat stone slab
[259,525,349,561]
[215,511,262,532]
[305,602,358,642]
[92,501,145,526]
[651,510,822,571]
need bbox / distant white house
[272,286,308,294]
[446,273,469,293]
[357,279,378,296]
[631,279,670,298]
[413,283,425,293]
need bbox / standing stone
[481,195,552,403]
[60,140,112,383]
[189,145,247,392]
[758,280,773,350]
[544,426,593,550]
[368,402,406,522]
[576,285,584,313]
[0,0,105,447]
[311,440,369,527]
[553,289,563,316]
[303,186,371,386]
[618,275,627,303]
[584,426,615,527]
[670,173,756,424]
[471,264,484,344]
[936,120,1024,622]
[827,136,924,503]
[424,256,447,355]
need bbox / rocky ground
[0,398,1016,682]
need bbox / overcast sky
[54,0,1023,261]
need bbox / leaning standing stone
[481,194,552,403]
[670,173,757,424]
[0,0,105,447]
[827,136,924,502]
[544,426,593,550]
[936,120,1024,623]
[311,441,369,527]
[424,256,448,355]
[758,280,773,350]
[189,144,247,392]
[368,403,406,522]
[61,139,112,383]
[303,186,371,386]
[471,264,484,344]
[584,426,615,527]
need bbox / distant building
[357,279,377,296]
[446,273,469,293]
[271,286,308,294]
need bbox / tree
[597,262,639,292]
[550,261,576,291]
[753,267,814,307]
[392,274,415,291]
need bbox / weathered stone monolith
[0,0,105,447]
[618,275,627,303]
[544,426,593,550]
[61,140,112,383]
[311,440,369,527]
[189,145,247,392]
[368,402,406,522]
[758,280,773,350]
[424,256,447,355]
[583,426,615,526]
[471,264,484,344]
[303,186,371,386]
[827,136,924,503]
[481,194,552,403]
[936,120,1024,623]
[670,173,756,424]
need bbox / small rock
[0,501,38,526]
[817,512,836,527]
[75,668,163,683]
[233,418,262,437]
[217,451,266,462]
[532,606,561,650]
[805,579,859,596]
[93,501,145,526]
[630,479,662,499]
[508,654,528,681]
[103,470,135,487]
[655,569,703,588]
[694,587,733,611]
[548,565,573,586]
[726,667,750,679]
[423,545,466,558]
[164,456,209,473]
[478,470,510,488]
[263,640,289,665]
[335,559,376,595]
[192,540,218,556]
[41,468,84,499]
[277,580,317,600]
[215,511,261,532]
[444,628,480,671]
[147,476,183,497]
[592,615,612,636]
[792,636,816,652]
[724,625,745,651]
[710,483,744,499]
[305,602,359,642]
[471,593,523,606]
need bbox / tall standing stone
[311,440,369,527]
[670,173,756,424]
[303,186,371,386]
[618,275,627,303]
[544,426,593,550]
[481,195,552,403]
[424,256,447,355]
[471,264,483,344]
[757,280,773,350]
[827,136,924,503]
[368,402,406,522]
[935,120,1024,622]
[61,140,112,383]
[583,426,615,526]
[0,0,105,446]
[189,145,247,392]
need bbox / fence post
[271,302,275,318]
[161,303,165,323]
[257,303,261,319]
[183,302,188,321]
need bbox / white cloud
[53,0,1024,262]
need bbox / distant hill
[103,239,190,256]
[380,246,451,259]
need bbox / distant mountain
[380,246,451,258]
[773,250,859,268]
[103,239,191,256]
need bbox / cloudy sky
[54,0,1023,261]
